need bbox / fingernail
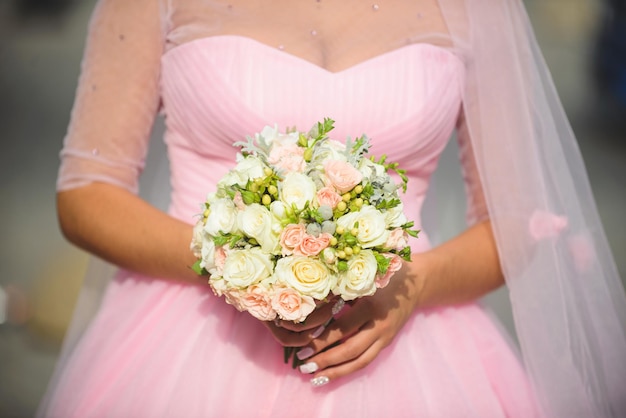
[331,298,345,315]
[310,325,325,339]
[297,347,314,360]
[299,362,318,374]
[310,376,330,387]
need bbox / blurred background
[0,0,624,416]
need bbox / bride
[40,0,626,416]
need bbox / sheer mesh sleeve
[56,0,165,194]
[456,108,488,226]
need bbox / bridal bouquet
[191,118,418,325]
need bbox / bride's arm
[56,0,200,282]
[58,184,198,281]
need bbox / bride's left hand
[297,263,422,384]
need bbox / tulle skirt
[42,269,540,417]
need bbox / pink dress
[45,36,539,417]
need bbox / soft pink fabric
[45,37,540,417]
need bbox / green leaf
[191,260,207,276]
[375,252,391,274]
[240,189,260,205]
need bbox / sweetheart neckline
[161,34,464,75]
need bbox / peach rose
[316,186,342,209]
[295,233,333,257]
[375,253,403,289]
[323,160,363,194]
[211,245,228,276]
[384,228,409,251]
[239,285,277,321]
[279,223,306,255]
[271,286,316,322]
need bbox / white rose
[237,203,280,253]
[256,124,280,144]
[190,221,205,258]
[310,140,347,166]
[279,172,317,211]
[384,203,408,228]
[334,250,378,301]
[200,236,216,271]
[270,201,287,219]
[204,198,238,236]
[274,256,335,299]
[336,205,390,248]
[222,247,273,288]
[219,155,267,188]
[358,158,386,180]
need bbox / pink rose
[239,285,277,321]
[295,233,333,257]
[375,253,403,289]
[384,228,409,251]
[279,223,306,255]
[268,143,306,173]
[271,286,316,322]
[323,160,363,194]
[316,186,342,209]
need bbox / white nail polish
[331,298,345,315]
[310,325,325,338]
[310,376,330,387]
[297,347,314,360]
[299,362,319,374]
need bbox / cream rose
[274,256,335,299]
[237,203,280,253]
[271,286,316,322]
[334,250,378,300]
[336,205,390,248]
[222,248,273,288]
[204,198,238,236]
[279,172,317,210]
[323,160,363,194]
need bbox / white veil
[439,0,626,415]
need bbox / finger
[294,306,369,362]
[300,322,378,373]
[262,321,313,347]
[308,339,385,387]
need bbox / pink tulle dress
[44,35,541,417]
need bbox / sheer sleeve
[456,108,488,226]
[56,0,165,194]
